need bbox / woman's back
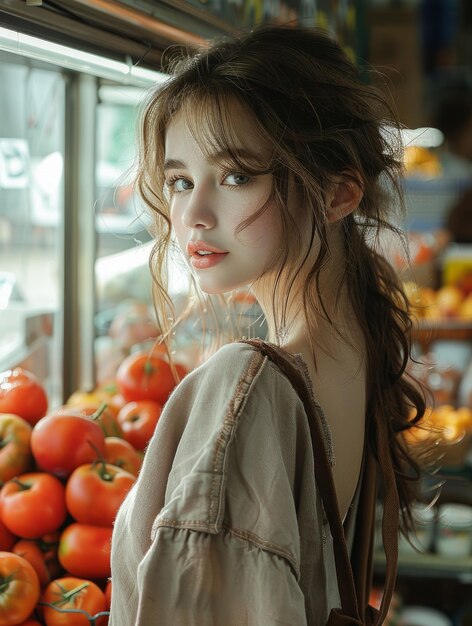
[287,301,367,521]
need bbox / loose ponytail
[345,216,427,534]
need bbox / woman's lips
[187,240,228,270]
[190,251,228,270]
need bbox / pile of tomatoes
[0,350,185,626]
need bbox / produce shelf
[412,320,472,351]
[373,550,472,583]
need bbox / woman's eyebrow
[163,149,261,172]
[164,158,186,172]
[209,148,260,164]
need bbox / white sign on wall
[0,139,29,189]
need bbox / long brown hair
[136,24,427,533]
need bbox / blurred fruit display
[404,282,472,321]
[404,145,442,178]
[403,405,472,468]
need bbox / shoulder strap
[240,338,398,626]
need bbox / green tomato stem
[144,360,155,376]
[10,477,30,491]
[91,402,108,421]
[0,574,14,593]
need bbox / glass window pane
[94,86,155,384]
[0,55,65,405]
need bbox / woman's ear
[326,174,364,223]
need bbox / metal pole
[62,71,97,401]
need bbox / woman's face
[164,104,282,295]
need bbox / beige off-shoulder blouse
[109,342,363,626]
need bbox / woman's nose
[181,187,217,230]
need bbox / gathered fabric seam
[150,519,300,579]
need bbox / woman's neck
[253,223,350,357]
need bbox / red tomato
[36,532,63,582]
[41,577,106,626]
[106,392,127,418]
[0,414,33,483]
[66,462,135,527]
[0,473,67,539]
[116,352,176,405]
[58,524,112,580]
[16,620,42,626]
[55,403,124,439]
[0,551,40,626]
[0,368,48,426]
[0,518,15,552]
[13,539,51,588]
[81,404,123,438]
[12,533,62,588]
[104,436,142,476]
[31,412,105,478]
[117,401,162,451]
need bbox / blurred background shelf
[413,321,472,352]
[373,551,472,583]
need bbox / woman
[109,24,425,625]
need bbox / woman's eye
[176,178,193,192]
[166,177,193,193]
[223,172,251,186]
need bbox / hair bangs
[176,88,273,177]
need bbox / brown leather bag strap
[346,448,378,622]
[372,399,399,625]
[241,339,398,625]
